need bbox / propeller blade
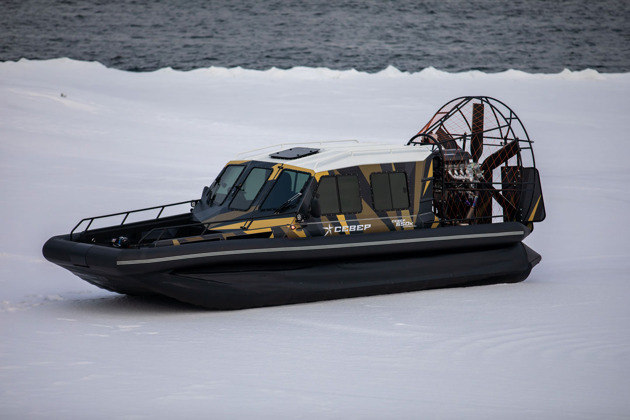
[437,126,458,149]
[477,182,518,217]
[481,139,520,174]
[471,103,484,162]
[490,185,517,216]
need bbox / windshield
[230,167,272,210]
[207,165,245,206]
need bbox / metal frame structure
[408,96,540,226]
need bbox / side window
[389,172,410,209]
[230,167,272,210]
[316,175,362,214]
[261,170,311,210]
[371,172,410,211]
[317,176,339,214]
[207,165,245,206]
[371,173,392,210]
[337,175,362,213]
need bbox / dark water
[1,0,629,73]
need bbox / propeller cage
[409,96,543,227]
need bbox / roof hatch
[270,147,320,160]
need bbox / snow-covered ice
[1,59,629,418]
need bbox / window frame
[260,169,312,212]
[316,174,363,215]
[228,167,272,211]
[370,171,410,211]
[207,164,246,206]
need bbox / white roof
[238,140,434,173]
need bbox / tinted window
[208,165,245,206]
[371,172,410,211]
[371,173,392,210]
[230,167,271,210]
[316,175,362,214]
[317,176,339,214]
[390,172,410,209]
[337,176,362,213]
[261,170,311,210]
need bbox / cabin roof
[237,141,433,172]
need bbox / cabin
[191,141,439,240]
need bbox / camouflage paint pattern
[189,156,437,242]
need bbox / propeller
[412,96,535,224]
[471,102,521,220]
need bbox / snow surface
[1,59,630,419]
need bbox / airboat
[43,96,545,309]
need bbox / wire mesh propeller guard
[408,96,537,227]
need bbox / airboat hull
[43,222,540,309]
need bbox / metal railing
[70,200,198,240]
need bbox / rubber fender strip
[117,230,524,266]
